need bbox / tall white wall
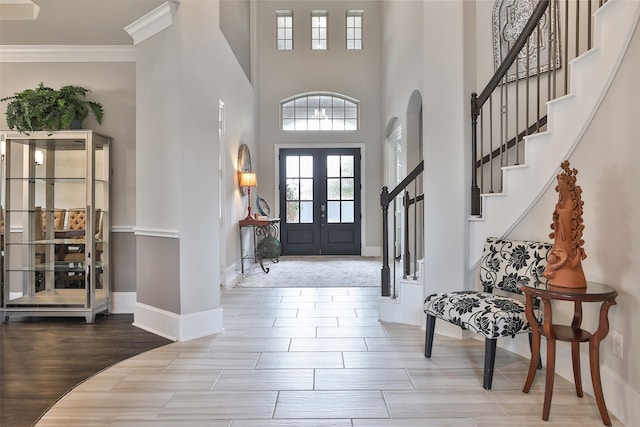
[134,0,255,340]
[510,21,640,424]
[382,1,475,299]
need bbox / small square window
[276,12,293,50]
[311,12,328,50]
[346,11,363,50]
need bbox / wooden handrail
[387,161,424,202]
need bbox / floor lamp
[240,172,257,220]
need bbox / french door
[279,148,361,255]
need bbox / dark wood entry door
[279,148,361,255]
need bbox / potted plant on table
[1,82,104,134]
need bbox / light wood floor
[35,287,622,426]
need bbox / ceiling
[0,0,166,45]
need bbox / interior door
[279,148,361,255]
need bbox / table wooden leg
[570,300,584,397]
[239,226,245,273]
[589,338,612,426]
[571,341,583,397]
[543,337,556,421]
[589,300,616,427]
[523,293,540,394]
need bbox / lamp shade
[239,172,257,187]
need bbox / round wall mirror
[237,143,252,195]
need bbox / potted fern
[1,83,104,134]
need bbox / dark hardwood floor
[0,313,172,427]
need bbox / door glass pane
[327,156,340,177]
[300,179,313,200]
[286,156,299,178]
[300,201,313,223]
[327,178,340,199]
[341,201,354,223]
[300,156,313,177]
[327,201,340,223]
[341,178,354,200]
[341,156,354,177]
[286,201,299,223]
[286,179,299,200]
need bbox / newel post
[380,186,391,297]
[470,92,481,216]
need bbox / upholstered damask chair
[62,208,102,262]
[424,237,552,389]
[66,208,101,232]
[42,208,66,233]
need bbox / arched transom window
[281,93,359,131]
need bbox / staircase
[469,0,640,266]
[379,0,639,327]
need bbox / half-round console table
[519,279,618,426]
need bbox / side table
[519,279,618,426]
[238,218,280,273]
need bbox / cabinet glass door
[1,131,110,323]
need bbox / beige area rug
[232,255,382,288]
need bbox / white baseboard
[111,292,136,314]
[222,261,240,288]
[133,302,223,342]
[362,246,381,257]
[378,280,424,326]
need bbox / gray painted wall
[0,62,138,293]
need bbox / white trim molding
[133,227,179,239]
[133,302,223,342]
[111,292,137,314]
[112,225,135,233]
[362,246,381,257]
[125,1,180,46]
[0,45,136,62]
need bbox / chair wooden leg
[424,314,436,358]
[483,338,497,390]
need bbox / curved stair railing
[471,0,608,216]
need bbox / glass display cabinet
[0,130,111,323]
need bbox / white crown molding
[125,1,180,46]
[0,45,136,62]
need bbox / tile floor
[36,287,622,426]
